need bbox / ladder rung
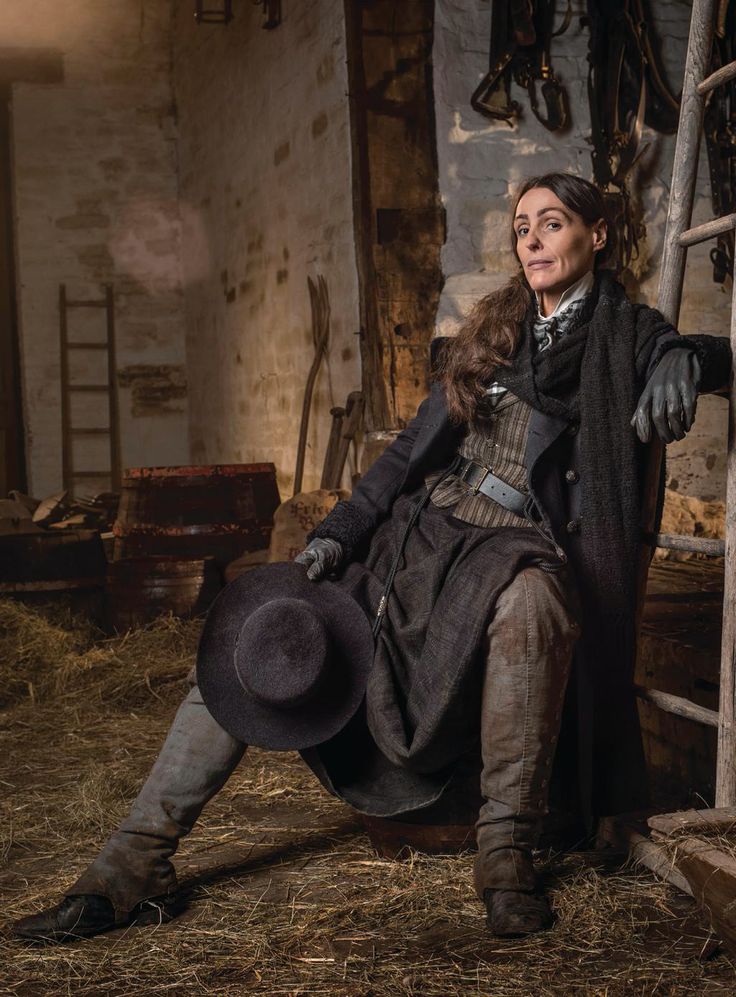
[654,533,725,557]
[698,60,736,95]
[69,384,109,393]
[679,212,736,248]
[65,299,108,308]
[70,470,112,478]
[635,685,719,728]
[66,342,109,351]
[70,428,110,436]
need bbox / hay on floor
[1,598,734,996]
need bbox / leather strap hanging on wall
[471,0,571,132]
[585,0,681,273]
[705,0,735,285]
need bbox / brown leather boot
[483,887,553,937]
[473,566,580,935]
[14,894,176,945]
[14,685,246,944]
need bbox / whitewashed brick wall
[172,0,361,498]
[6,0,187,497]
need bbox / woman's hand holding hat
[294,538,345,581]
[630,348,702,444]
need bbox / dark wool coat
[309,307,731,821]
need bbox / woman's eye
[546,221,562,230]
[517,226,529,237]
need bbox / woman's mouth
[527,260,554,270]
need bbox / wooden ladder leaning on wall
[59,283,121,494]
[634,0,736,812]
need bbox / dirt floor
[1,599,735,996]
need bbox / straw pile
[1,599,735,995]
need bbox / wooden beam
[698,59,736,95]
[649,807,736,835]
[716,239,736,806]
[657,0,715,324]
[679,213,736,248]
[654,533,725,556]
[635,684,719,727]
[597,815,693,895]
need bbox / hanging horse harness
[471,0,572,132]
[705,0,736,284]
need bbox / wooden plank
[716,242,736,806]
[64,298,107,308]
[597,815,693,895]
[648,831,736,951]
[69,428,110,436]
[68,384,109,392]
[635,685,719,727]
[698,59,736,94]
[59,284,72,491]
[679,212,736,248]
[649,807,736,836]
[105,285,121,491]
[66,341,109,350]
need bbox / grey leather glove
[630,348,702,444]
[294,537,345,581]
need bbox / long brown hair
[438,172,614,424]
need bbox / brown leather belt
[455,456,528,516]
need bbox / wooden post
[716,221,736,807]
[59,283,72,491]
[637,0,716,630]
[657,0,715,323]
[105,284,121,492]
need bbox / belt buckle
[460,459,492,495]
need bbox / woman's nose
[527,230,543,250]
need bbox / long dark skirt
[301,487,559,817]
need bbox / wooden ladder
[59,284,121,494]
[635,0,736,806]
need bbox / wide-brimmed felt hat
[196,561,374,750]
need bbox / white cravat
[534,270,594,322]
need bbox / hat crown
[234,597,330,710]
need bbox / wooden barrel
[113,463,280,567]
[359,747,584,859]
[360,752,483,859]
[0,530,106,594]
[106,555,222,631]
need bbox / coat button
[566,519,580,534]
[565,469,579,484]
[567,422,579,436]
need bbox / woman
[15,173,729,944]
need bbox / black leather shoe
[483,887,554,937]
[13,893,175,945]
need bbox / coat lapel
[525,407,570,473]
[406,383,459,477]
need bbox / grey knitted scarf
[495,270,670,680]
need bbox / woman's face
[513,187,607,313]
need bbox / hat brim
[196,561,374,750]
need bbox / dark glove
[630,348,702,444]
[294,537,345,581]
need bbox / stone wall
[172,0,361,498]
[4,0,188,497]
[432,0,731,502]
